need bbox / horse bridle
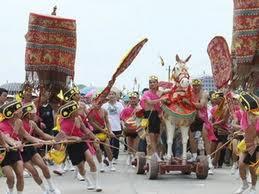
[172,65,190,84]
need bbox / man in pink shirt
[140,75,166,161]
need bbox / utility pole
[168,65,171,81]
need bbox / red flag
[94,38,148,105]
[207,36,232,89]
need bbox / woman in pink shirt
[0,100,24,194]
[59,100,102,192]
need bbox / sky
[0,0,233,91]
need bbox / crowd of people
[0,75,258,194]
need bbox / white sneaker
[5,187,13,194]
[53,165,65,176]
[208,168,214,175]
[109,164,116,172]
[248,188,256,194]
[85,176,94,190]
[207,155,213,169]
[187,156,196,163]
[95,185,102,192]
[99,162,105,173]
[112,158,117,164]
[63,161,70,172]
[77,173,85,181]
[48,188,61,194]
[154,152,162,162]
[231,163,238,175]
[126,155,131,166]
[23,170,31,178]
[69,165,75,171]
[234,184,249,194]
[87,183,95,190]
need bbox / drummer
[120,91,141,166]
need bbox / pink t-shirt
[140,90,161,112]
[120,106,134,121]
[0,120,20,140]
[61,118,85,138]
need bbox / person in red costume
[58,100,102,192]
[0,100,24,194]
[189,79,216,174]
[234,92,258,194]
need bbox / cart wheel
[181,169,191,175]
[136,152,146,174]
[146,154,159,180]
[196,155,208,179]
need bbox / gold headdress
[22,103,37,117]
[211,91,224,100]
[239,92,259,116]
[192,79,202,86]
[0,100,22,119]
[128,91,139,98]
[57,85,80,102]
[58,100,79,118]
[149,75,158,82]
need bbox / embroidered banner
[207,36,232,89]
[25,13,76,78]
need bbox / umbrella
[80,86,95,95]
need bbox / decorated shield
[207,36,232,89]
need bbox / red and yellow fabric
[25,13,76,82]
[232,0,259,65]
[207,36,232,89]
[161,86,196,120]
[94,38,148,106]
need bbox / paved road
[0,153,258,194]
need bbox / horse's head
[171,54,191,88]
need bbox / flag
[94,38,148,105]
[207,36,232,89]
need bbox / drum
[124,117,138,134]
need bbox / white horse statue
[161,54,196,165]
